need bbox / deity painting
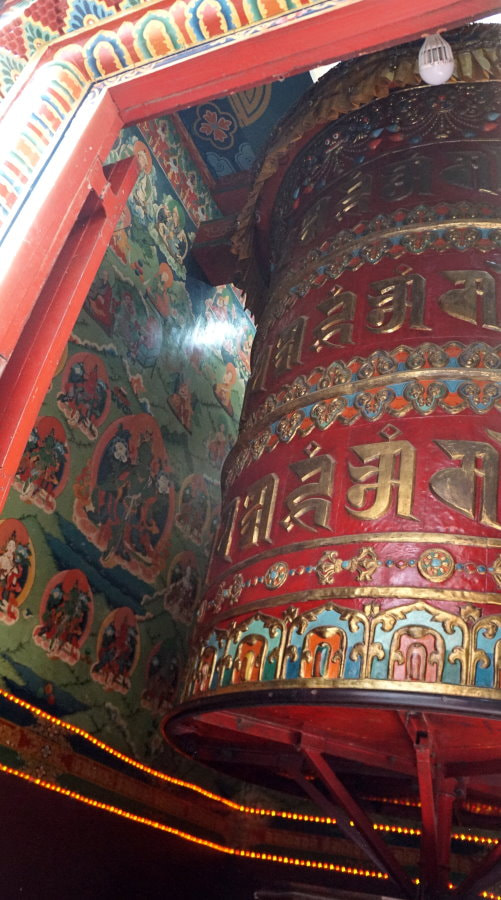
[213,362,237,417]
[176,474,210,545]
[237,330,253,378]
[109,203,131,264]
[33,569,93,665]
[164,552,200,623]
[156,197,188,268]
[14,416,70,514]
[207,421,230,468]
[205,287,234,325]
[57,353,110,440]
[141,641,179,714]
[116,289,163,369]
[146,262,173,318]
[0,519,34,625]
[91,606,140,694]
[74,414,175,582]
[86,267,120,334]
[167,374,195,433]
[130,140,155,222]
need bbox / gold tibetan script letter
[312,284,356,351]
[367,273,430,334]
[282,454,334,532]
[335,169,372,219]
[216,497,241,561]
[247,343,272,395]
[430,437,501,530]
[442,150,494,191]
[273,317,307,375]
[380,153,432,201]
[439,270,500,331]
[346,440,416,520]
[240,474,278,549]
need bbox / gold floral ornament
[316,547,381,584]
[316,550,343,585]
[264,561,289,590]
[349,547,379,583]
[229,574,244,605]
[492,554,501,588]
[417,548,455,583]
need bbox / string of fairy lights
[0,686,499,896]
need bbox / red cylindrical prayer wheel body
[166,28,501,788]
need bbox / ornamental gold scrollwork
[316,547,380,585]
[241,340,501,435]
[227,378,501,486]
[270,211,501,300]
[186,599,501,699]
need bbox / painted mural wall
[0,111,254,771]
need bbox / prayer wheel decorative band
[168,27,501,731]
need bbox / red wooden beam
[112,0,501,125]
[414,732,439,889]
[197,709,415,776]
[0,155,138,509]
[302,747,415,899]
[436,774,457,893]
[293,769,391,876]
[0,91,124,378]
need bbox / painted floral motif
[0,49,25,94]
[66,0,110,30]
[195,103,237,148]
[24,21,59,54]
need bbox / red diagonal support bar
[294,769,388,874]
[452,839,501,898]
[302,747,415,899]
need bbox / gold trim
[237,367,501,440]
[232,24,501,283]
[270,220,501,300]
[209,585,501,625]
[213,531,501,581]
[181,677,501,703]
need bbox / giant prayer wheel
[167,26,501,896]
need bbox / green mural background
[0,112,254,775]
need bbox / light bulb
[418,34,455,85]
